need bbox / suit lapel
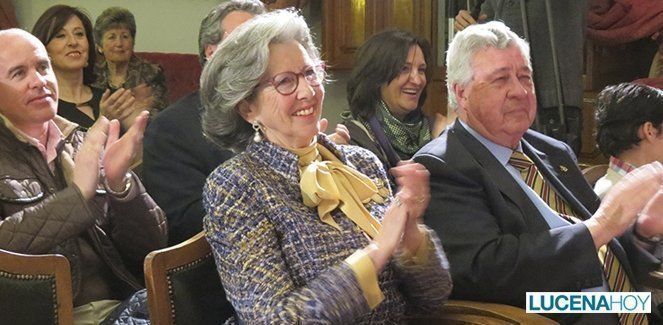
[450,123,638,284]
[452,122,549,231]
[522,140,593,220]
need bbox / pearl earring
[252,122,262,142]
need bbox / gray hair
[197,0,266,66]
[446,21,531,110]
[201,9,321,153]
[94,7,136,47]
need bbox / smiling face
[380,45,427,118]
[240,40,324,149]
[454,44,536,148]
[100,26,133,64]
[0,31,58,134]
[45,15,89,73]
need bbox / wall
[13,0,220,54]
[13,0,348,125]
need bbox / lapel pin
[559,165,568,172]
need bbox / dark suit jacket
[143,91,233,245]
[414,120,661,322]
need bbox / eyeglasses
[257,64,325,96]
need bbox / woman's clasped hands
[366,161,430,272]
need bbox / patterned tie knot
[508,150,534,172]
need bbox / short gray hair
[94,7,136,47]
[446,21,531,110]
[197,0,266,66]
[201,9,321,153]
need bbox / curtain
[588,0,663,45]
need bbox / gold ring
[416,197,426,204]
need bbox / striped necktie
[509,150,648,325]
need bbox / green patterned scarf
[376,100,431,159]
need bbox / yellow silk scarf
[290,143,388,239]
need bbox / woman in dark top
[343,29,445,172]
[32,5,135,129]
[56,87,104,127]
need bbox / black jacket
[414,120,661,323]
[143,91,233,245]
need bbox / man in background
[594,82,663,198]
[593,82,663,313]
[143,0,265,245]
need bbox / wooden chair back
[581,164,609,187]
[0,248,73,325]
[144,232,234,325]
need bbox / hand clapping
[368,161,430,271]
[72,112,149,199]
[587,161,663,247]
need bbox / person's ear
[453,83,469,108]
[640,122,659,142]
[237,99,257,122]
[204,44,218,61]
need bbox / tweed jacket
[203,134,452,324]
[0,115,167,305]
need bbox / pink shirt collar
[609,156,636,176]
[10,120,63,165]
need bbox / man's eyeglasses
[257,64,325,96]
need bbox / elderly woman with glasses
[93,7,167,124]
[200,9,451,324]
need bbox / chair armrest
[408,299,558,324]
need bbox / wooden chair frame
[581,164,609,187]
[431,300,559,324]
[0,248,73,324]
[144,232,213,325]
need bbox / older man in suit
[414,21,663,324]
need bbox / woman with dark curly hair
[93,7,168,124]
